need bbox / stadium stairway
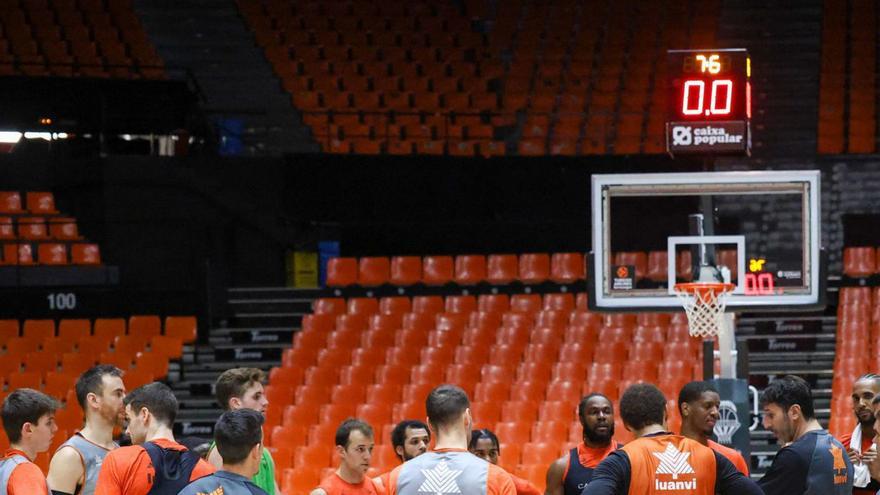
[131,0,317,155]
[174,286,321,439]
[735,306,835,478]
[716,0,823,157]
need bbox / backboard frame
[589,170,822,312]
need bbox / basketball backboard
[589,170,823,311]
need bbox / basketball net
[673,281,735,338]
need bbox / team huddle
[0,365,866,495]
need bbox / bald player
[677,381,749,475]
[582,383,762,495]
[312,419,382,495]
[385,385,515,495]
[0,389,58,495]
[546,394,620,495]
[49,365,126,495]
[838,374,880,494]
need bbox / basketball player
[758,375,853,494]
[94,382,215,495]
[311,419,382,495]
[179,409,268,495]
[677,381,749,475]
[208,368,277,495]
[838,374,880,494]
[470,428,540,495]
[48,365,126,495]
[0,389,58,494]
[374,420,431,490]
[546,394,620,495]
[582,383,762,495]
[384,385,516,495]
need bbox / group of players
[0,364,873,495]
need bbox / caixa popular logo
[667,121,748,153]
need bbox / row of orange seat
[239,0,717,158]
[0,241,100,265]
[1,216,83,240]
[0,0,164,79]
[0,191,60,214]
[828,286,873,436]
[326,253,585,287]
[817,0,876,154]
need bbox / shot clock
[666,49,751,155]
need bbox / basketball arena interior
[0,0,877,492]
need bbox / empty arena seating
[828,286,876,436]
[0,191,101,265]
[818,0,876,154]
[268,292,701,493]
[237,0,719,156]
[842,246,879,278]
[0,0,164,79]
[0,315,196,470]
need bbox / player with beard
[48,365,126,495]
[374,420,431,491]
[470,429,540,495]
[838,374,880,494]
[678,381,749,475]
[545,394,621,495]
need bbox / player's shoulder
[708,440,744,458]
[191,457,218,480]
[50,444,83,463]
[105,444,146,463]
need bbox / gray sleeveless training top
[0,454,47,495]
[396,450,491,495]
[57,433,117,495]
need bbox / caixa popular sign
[666,121,750,155]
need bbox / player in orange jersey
[583,383,761,495]
[677,381,749,475]
[470,428,540,495]
[374,420,431,491]
[311,419,383,495]
[546,394,621,495]
[0,388,58,495]
[94,382,215,495]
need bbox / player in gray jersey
[48,365,126,495]
[179,409,268,495]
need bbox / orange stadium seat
[519,253,550,283]
[164,316,197,343]
[477,294,509,313]
[326,257,357,286]
[313,298,346,315]
[422,256,454,285]
[26,192,58,214]
[23,319,55,340]
[445,295,476,314]
[379,296,411,315]
[390,256,422,285]
[486,254,518,284]
[0,320,19,340]
[358,257,390,286]
[844,247,876,277]
[58,319,90,341]
[0,192,23,214]
[71,244,101,264]
[454,255,486,285]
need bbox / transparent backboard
[589,171,822,311]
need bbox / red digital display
[667,50,750,122]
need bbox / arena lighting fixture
[0,132,22,143]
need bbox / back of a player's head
[425,384,470,431]
[215,367,265,410]
[761,375,815,419]
[124,382,178,426]
[2,388,58,443]
[619,383,667,430]
[578,393,612,421]
[335,418,373,448]
[391,419,431,450]
[677,381,718,412]
[214,409,264,465]
[76,365,124,409]
[855,373,880,388]
[468,428,500,452]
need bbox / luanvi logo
[652,443,697,491]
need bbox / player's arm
[544,456,566,495]
[206,445,223,469]
[713,451,763,495]
[756,447,807,495]
[581,452,629,495]
[47,446,84,495]
[8,463,50,495]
